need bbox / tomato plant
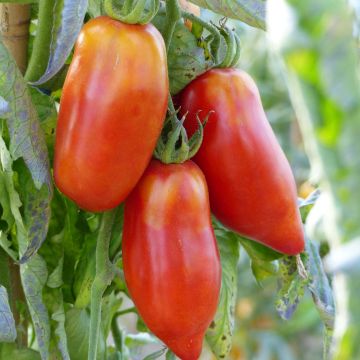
[1,0,358,359]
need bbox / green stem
[218,26,236,68]
[115,307,137,317]
[24,0,53,82]
[182,12,221,64]
[88,210,117,360]
[163,0,182,51]
[111,316,123,351]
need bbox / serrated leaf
[20,254,50,360]
[275,256,308,320]
[32,0,88,85]
[206,229,239,359]
[190,0,266,30]
[0,285,16,342]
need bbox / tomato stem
[88,209,117,360]
[24,0,53,82]
[182,12,221,64]
[163,0,182,51]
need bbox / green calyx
[181,12,241,69]
[154,109,212,164]
[104,0,160,24]
[216,24,241,68]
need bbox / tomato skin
[122,160,221,360]
[54,16,168,212]
[178,68,304,255]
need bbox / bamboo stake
[0,3,31,74]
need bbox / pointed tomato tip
[167,333,204,360]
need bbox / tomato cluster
[54,15,304,360]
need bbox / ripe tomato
[54,16,168,211]
[178,68,304,255]
[122,160,221,360]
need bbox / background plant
[0,0,359,359]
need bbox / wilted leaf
[305,238,334,357]
[275,256,308,320]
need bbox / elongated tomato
[54,16,168,211]
[179,68,304,255]
[122,160,221,360]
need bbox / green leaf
[239,236,283,262]
[15,160,52,264]
[0,135,23,260]
[29,87,57,155]
[206,229,240,359]
[0,285,16,342]
[73,234,96,308]
[88,0,103,17]
[251,258,279,282]
[152,16,211,95]
[51,298,70,360]
[124,332,159,348]
[20,254,50,359]
[65,307,106,360]
[189,0,266,30]
[0,344,41,360]
[143,348,167,360]
[299,189,321,222]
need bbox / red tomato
[122,160,221,360]
[178,68,304,255]
[54,16,168,211]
